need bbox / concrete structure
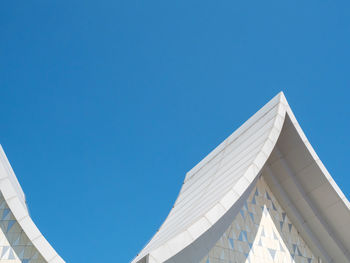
[132,92,350,263]
[0,147,64,263]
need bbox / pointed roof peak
[270,91,288,106]
[277,91,288,105]
[132,90,350,263]
[278,90,285,97]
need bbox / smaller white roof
[0,145,65,263]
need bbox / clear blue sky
[1,1,349,262]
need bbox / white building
[0,147,64,263]
[132,92,350,263]
[0,92,348,263]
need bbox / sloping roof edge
[0,146,65,263]
[132,91,350,263]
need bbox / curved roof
[0,146,65,263]
[132,92,350,263]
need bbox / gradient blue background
[1,1,349,262]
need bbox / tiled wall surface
[0,193,45,263]
[200,176,317,263]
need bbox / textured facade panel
[200,176,316,263]
[0,192,45,263]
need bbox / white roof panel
[132,92,350,263]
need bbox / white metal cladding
[132,93,286,263]
[0,146,65,263]
[0,148,27,212]
[132,92,350,263]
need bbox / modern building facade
[132,92,350,263]
[0,147,64,263]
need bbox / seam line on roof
[179,117,277,197]
[175,137,268,209]
[184,99,282,183]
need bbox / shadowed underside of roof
[132,92,350,263]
